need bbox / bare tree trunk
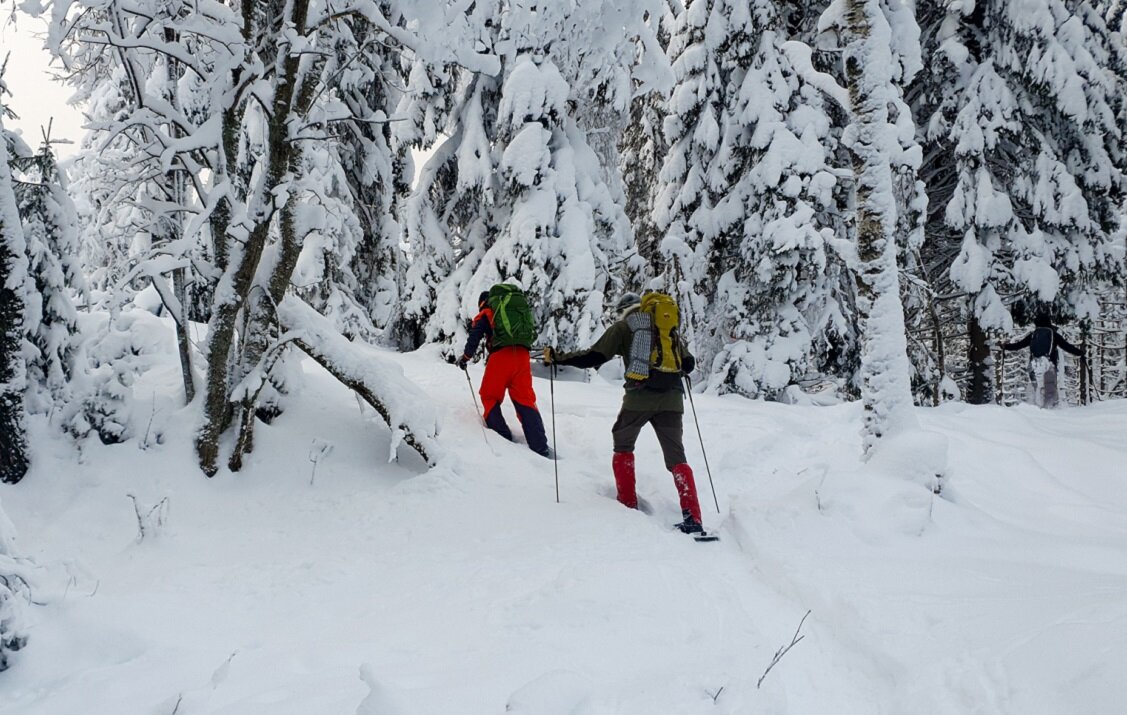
[928,292,944,405]
[165,23,195,405]
[1080,324,1090,405]
[966,312,992,404]
[195,0,313,476]
[996,339,1006,404]
[226,33,323,471]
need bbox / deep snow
[3,314,1126,714]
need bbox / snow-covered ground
[3,314,1126,714]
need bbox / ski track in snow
[2,333,1126,714]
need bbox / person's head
[614,292,641,317]
[1033,311,1052,328]
[478,291,490,310]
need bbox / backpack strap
[625,311,653,381]
[494,294,512,336]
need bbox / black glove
[681,354,696,375]
[456,356,468,371]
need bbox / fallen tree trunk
[275,296,440,466]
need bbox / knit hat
[478,291,491,308]
[615,292,642,313]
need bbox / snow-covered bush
[62,310,177,446]
[0,498,30,671]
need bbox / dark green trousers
[611,409,686,469]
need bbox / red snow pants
[479,346,549,455]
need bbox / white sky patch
[1,15,85,157]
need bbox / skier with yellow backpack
[542,291,710,538]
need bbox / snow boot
[612,452,638,509]
[536,445,556,459]
[674,509,704,535]
[671,463,702,525]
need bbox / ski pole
[684,376,720,514]
[464,368,491,447]
[550,362,559,503]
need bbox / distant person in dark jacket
[1002,312,1085,408]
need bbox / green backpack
[488,284,537,349]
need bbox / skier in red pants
[458,290,550,457]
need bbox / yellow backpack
[625,292,682,381]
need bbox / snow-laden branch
[275,296,440,466]
[780,41,851,116]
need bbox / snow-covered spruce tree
[11,137,84,417]
[1097,0,1127,32]
[477,51,616,351]
[267,10,409,346]
[911,0,1123,403]
[620,1,677,281]
[696,3,854,400]
[653,0,728,342]
[832,0,921,455]
[622,88,670,280]
[391,55,461,349]
[329,9,411,339]
[0,80,30,484]
[398,0,644,352]
[288,147,381,342]
[385,0,507,350]
[648,0,853,398]
[544,0,659,277]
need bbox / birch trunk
[842,0,919,456]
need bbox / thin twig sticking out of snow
[308,439,333,485]
[127,494,169,543]
[758,610,812,689]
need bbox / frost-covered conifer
[1097,0,1127,32]
[700,4,853,399]
[0,81,31,484]
[650,0,855,399]
[913,0,1123,402]
[399,1,644,351]
[473,51,621,350]
[654,0,728,337]
[328,10,411,338]
[12,139,84,416]
[620,2,677,282]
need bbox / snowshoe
[673,516,719,542]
